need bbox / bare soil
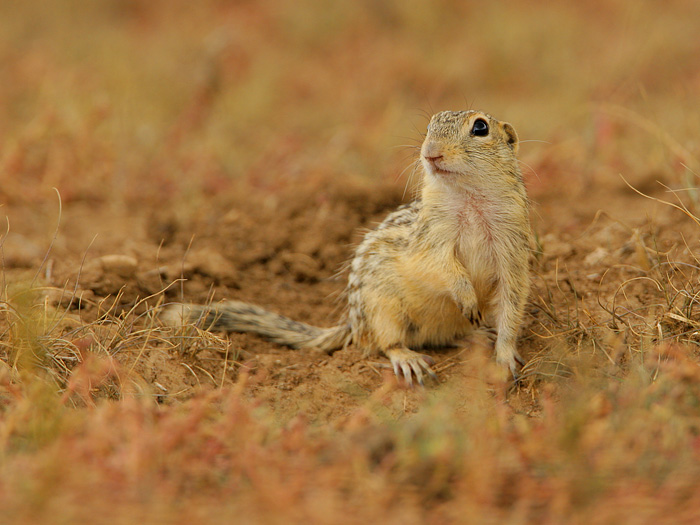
[4,160,693,421]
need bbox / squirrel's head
[420,110,520,188]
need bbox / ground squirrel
[162,110,531,386]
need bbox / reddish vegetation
[2,1,700,523]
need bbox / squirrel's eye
[471,119,489,136]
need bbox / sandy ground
[3,153,693,421]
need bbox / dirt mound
[5,160,696,421]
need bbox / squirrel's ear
[502,122,519,155]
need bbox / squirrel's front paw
[460,303,483,325]
[495,346,525,381]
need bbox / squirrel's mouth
[421,155,458,177]
[423,157,456,177]
[426,165,456,177]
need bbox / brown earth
[4,154,696,422]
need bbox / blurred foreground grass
[3,346,700,523]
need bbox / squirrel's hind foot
[384,346,438,387]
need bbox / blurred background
[1,0,698,210]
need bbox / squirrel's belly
[457,231,499,287]
[394,261,473,346]
[402,293,471,347]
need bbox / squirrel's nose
[422,140,443,162]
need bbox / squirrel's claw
[386,347,437,387]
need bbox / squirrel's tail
[161,300,351,354]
